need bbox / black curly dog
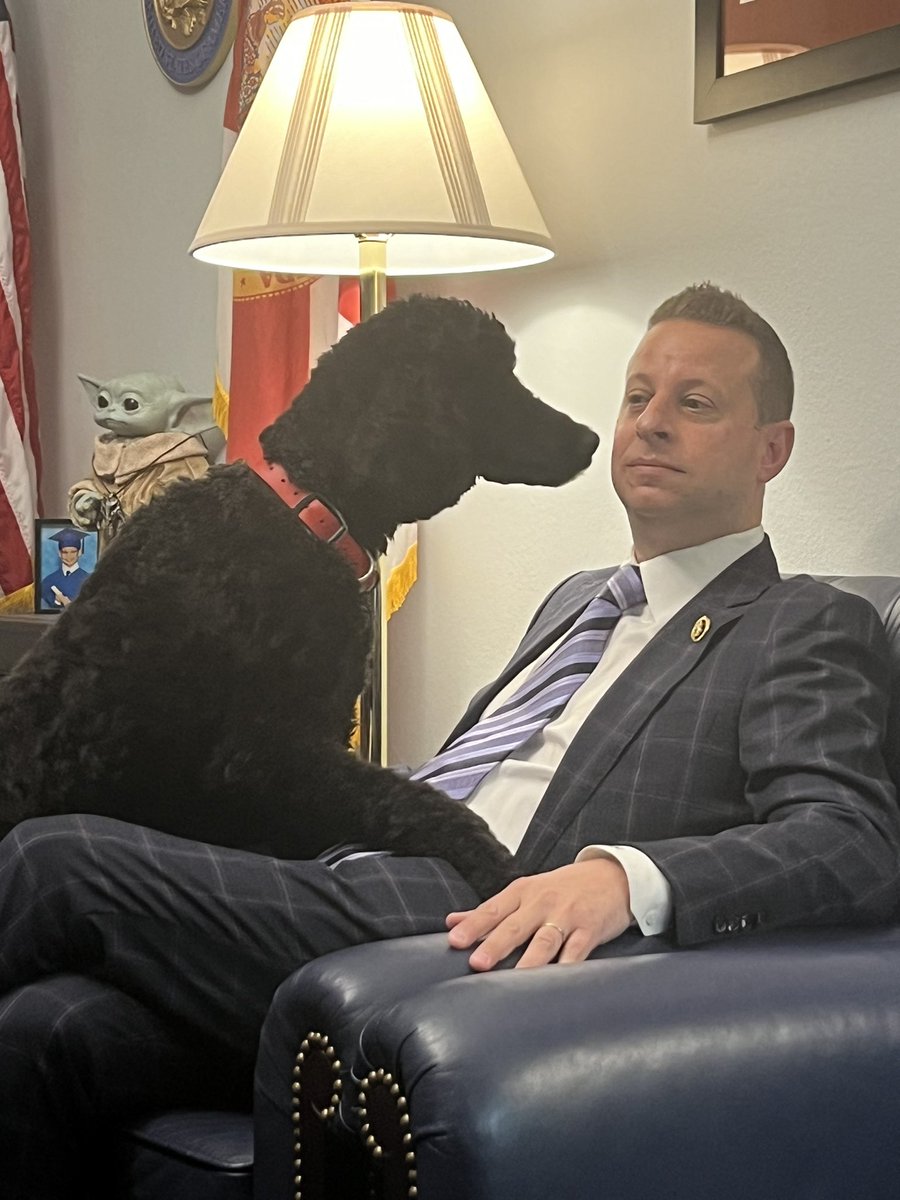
[0,296,598,898]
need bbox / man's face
[610,319,793,560]
[59,546,80,567]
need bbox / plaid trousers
[0,814,477,1200]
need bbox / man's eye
[682,395,712,411]
[625,393,649,409]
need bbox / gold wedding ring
[540,921,567,940]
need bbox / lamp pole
[357,234,389,764]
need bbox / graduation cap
[49,527,87,549]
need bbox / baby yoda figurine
[68,372,225,539]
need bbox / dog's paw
[434,830,520,901]
[463,855,522,902]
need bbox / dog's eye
[123,396,141,412]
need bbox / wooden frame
[694,0,900,122]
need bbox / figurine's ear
[77,374,102,404]
[166,394,214,432]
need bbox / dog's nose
[578,425,601,463]
[544,421,599,482]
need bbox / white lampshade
[190,2,554,275]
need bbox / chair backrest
[815,575,900,788]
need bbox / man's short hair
[648,282,793,423]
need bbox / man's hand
[446,858,634,971]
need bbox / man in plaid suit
[2,284,898,1198]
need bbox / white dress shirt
[467,527,765,935]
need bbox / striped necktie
[411,563,645,802]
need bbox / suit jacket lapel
[514,538,782,870]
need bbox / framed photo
[695,0,900,123]
[33,520,100,614]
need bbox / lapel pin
[690,615,711,643]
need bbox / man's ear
[759,420,794,484]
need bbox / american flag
[0,0,40,599]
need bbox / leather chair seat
[114,1111,253,1200]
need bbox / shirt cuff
[575,844,673,935]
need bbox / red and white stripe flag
[213,0,416,614]
[215,0,352,474]
[0,0,41,599]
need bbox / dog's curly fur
[0,296,598,898]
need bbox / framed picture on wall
[694,0,900,122]
[33,520,100,614]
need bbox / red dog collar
[257,461,378,592]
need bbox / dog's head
[260,295,599,553]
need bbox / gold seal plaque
[143,0,238,90]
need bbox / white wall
[387,0,900,766]
[13,1,900,769]
[12,0,228,511]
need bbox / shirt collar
[627,527,764,628]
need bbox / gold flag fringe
[385,541,417,620]
[0,584,34,614]
[348,543,418,751]
[212,372,229,439]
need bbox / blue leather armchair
[111,574,900,1200]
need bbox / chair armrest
[357,926,900,1200]
[250,928,659,1198]
[251,934,479,1200]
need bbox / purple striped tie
[411,564,645,801]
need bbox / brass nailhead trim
[290,1030,343,1199]
[357,1067,418,1197]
